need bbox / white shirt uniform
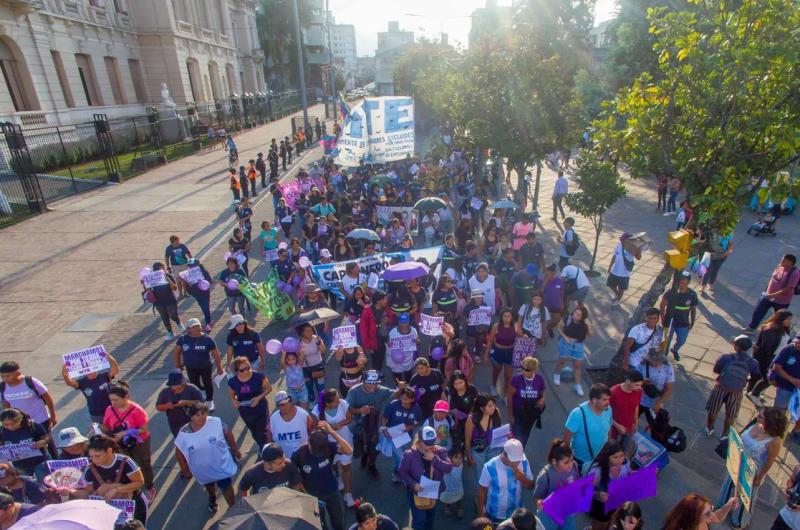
[312,399,353,464]
[269,407,310,458]
[469,275,497,315]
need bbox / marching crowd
[1,134,799,530]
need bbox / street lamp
[291,0,310,136]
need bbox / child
[533,439,581,530]
[440,447,464,518]
[280,351,309,409]
[422,400,454,450]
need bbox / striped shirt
[478,455,533,520]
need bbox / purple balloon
[390,349,405,363]
[282,337,300,353]
[431,347,445,360]
[139,267,151,279]
[226,279,239,291]
[266,339,282,355]
[197,279,210,291]
[282,284,293,294]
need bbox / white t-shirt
[174,416,237,485]
[610,242,634,278]
[518,304,551,339]
[269,407,310,458]
[560,265,590,289]
[469,275,496,315]
[422,213,440,237]
[627,323,664,367]
[342,274,363,298]
[387,328,418,373]
[636,361,675,408]
[438,206,453,222]
[478,456,534,520]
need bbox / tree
[256,0,315,88]
[564,154,626,274]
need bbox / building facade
[331,22,356,89]
[375,21,413,96]
[0,0,264,126]
[468,0,513,47]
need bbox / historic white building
[0,0,264,126]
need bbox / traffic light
[665,229,692,269]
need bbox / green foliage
[256,0,315,86]
[595,0,800,234]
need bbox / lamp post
[291,0,310,135]
[325,0,337,124]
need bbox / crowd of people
[1,131,799,530]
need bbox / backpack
[649,408,687,453]
[563,267,579,296]
[788,266,800,296]
[565,229,580,256]
[718,352,752,392]
[0,376,44,404]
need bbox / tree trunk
[590,214,602,271]
[532,159,542,209]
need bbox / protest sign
[264,249,279,263]
[512,337,537,368]
[419,314,444,336]
[390,334,417,352]
[63,345,111,379]
[605,465,658,513]
[489,424,510,449]
[141,270,167,288]
[470,197,483,211]
[336,96,415,166]
[109,499,136,521]
[179,267,205,285]
[332,325,358,349]
[46,458,90,488]
[542,475,595,525]
[0,442,42,462]
[376,206,415,226]
[726,427,758,512]
[278,177,326,209]
[467,306,492,326]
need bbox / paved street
[1,137,798,528]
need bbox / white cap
[56,427,89,448]
[320,249,332,258]
[187,318,202,328]
[503,439,526,462]
[228,314,245,329]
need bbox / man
[310,195,336,218]
[469,262,499,316]
[560,264,590,312]
[164,235,192,297]
[408,358,445,420]
[497,508,545,530]
[284,135,293,164]
[609,370,644,441]
[0,361,58,457]
[172,318,223,411]
[621,308,664,370]
[155,370,203,438]
[346,370,395,477]
[266,390,315,458]
[607,235,638,305]
[769,334,800,410]
[292,422,353,530]
[279,140,287,172]
[660,271,699,361]
[268,146,279,182]
[476,439,534,524]
[239,443,304,496]
[557,217,577,269]
[380,387,422,482]
[704,335,759,440]
[510,264,540,312]
[552,170,568,221]
[563,383,612,472]
[746,254,800,331]
[518,232,545,274]
[255,152,267,188]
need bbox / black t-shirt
[239,460,302,495]
[519,242,544,268]
[228,372,269,418]
[155,384,204,436]
[226,330,262,362]
[291,442,339,497]
[176,334,218,369]
[432,289,458,317]
[83,454,140,489]
[664,288,699,327]
[409,369,445,419]
[0,423,47,470]
[10,476,45,505]
[77,373,112,417]
[219,268,247,296]
[447,385,479,420]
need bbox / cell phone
[239,400,252,407]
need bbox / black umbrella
[413,197,447,212]
[211,487,322,530]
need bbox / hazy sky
[329,0,618,56]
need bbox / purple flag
[541,474,595,525]
[605,464,658,513]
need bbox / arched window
[0,39,38,112]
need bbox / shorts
[287,386,309,404]
[205,476,234,490]
[570,286,589,302]
[606,274,630,291]
[705,385,743,422]
[334,446,353,465]
[557,338,585,360]
[775,386,794,409]
[171,263,187,277]
[490,346,514,366]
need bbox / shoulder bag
[413,454,437,510]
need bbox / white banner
[467,307,493,326]
[331,325,358,349]
[376,206,415,226]
[419,314,444,336]
[142,270,167,288]
[63,345,112,379]
[0,442,41,461]
[336,96,415,166]
[179,267,205,285]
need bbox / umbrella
[489,199,521,210]
[413,197,447,212]
[295,307,341,326]
[368,174,393,187]
[9,499,121,530]
[211,486,322,530]
[346,228,381,241]
[384,261,430,281]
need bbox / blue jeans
[668,326,690,353]
[193,292,212,325]
[406,491,437,530]
[539,511,577,530]
[667,191,678,212]
[749,297,790,329]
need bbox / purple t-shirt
[543,278,564,311]
[510,373,545,412]
[3,378,49,423]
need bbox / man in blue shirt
[563,383,612,472]
[771,335,800,410]
[380,387,421,481]
[164,235,192,298]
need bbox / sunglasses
[522,367,535,372]
[238,367,251,373]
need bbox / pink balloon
[282,337,300,353]
[390,349,405,364]
[266,339,282,355]
[139,267,151,279]
[226,279,239,290]
[197,279,210,291]
[223,251,232,262]
[431,347,445,360]
[298,256,311,268]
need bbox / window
[51,51,75,108]
[127,59,147,103]
[104,56,126,104]
[75,53,103,106]
[0,41,34,111]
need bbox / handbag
[642,361,663,399]
[413,457,438,510]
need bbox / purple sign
[605,464,658,513]
[541,474,594,525]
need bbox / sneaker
[663,211,672,216]
[742,327,755,334]
[719,433,729,442]
[703,426,714,438]
[745,392,761,406]
[164,332,175,341]
[203,324,212,333]
[671,348,681,361]
[178,323,186,332]
[207,496,218,513]
[391,471,402,484]
[611,299,620,306]
[573,384,584,397]
[553,373,561,386]
[344,493,355,508]
[144,487,157,503]
[206,400,215,412]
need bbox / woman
[446,372,479,450]
[359,291,389,372]
[554,306,592,397]
[218,256,248,316]
[388,283,417,321]
[718,406,788,528]
[289,237,308,264]
[334,345,368,398]
[464,393,502,474]
[507,357,546,448]
[407,279,427,324]
[662,493,737,530]
[100,383,154,499]
[517,292,550,346]
[228,228,251,276]
[348,501,399,530]
[588,441,631,530]
[76,434,148,523]
[485,308,518,398]
[312,389,356,508]
[225,317,266,372]
[145,262,183,340]
[258,220,280,263]
[482,225,501,264]
[0,463,44,506]
[344,286,369,325]
[61,352,119,424]
[298,323,328,407]
[432,275,459,334]
[512,214,534,251]
[333,234,355,261]
[609,502,643,530]
[275,198,294,238]
[444,339,473,384]
[398,426,453,530]
[700,232,734,294]
[0,410,48,478]
[175,403,240,513]
[387,314,418,383]
[227,356,272,449]
[533,439,580,530]
[181,259,215,332]
[747,309,793,402]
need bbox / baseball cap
[278,241,288,250]
[526,263,539,276]
[320,249,332,258]
[260,443,284,462]
[477,261,489,271]
[433,400,449,413]
[421,426,437,445]
[56,427,89,448]
[166,369,185,386]
[503,438,526,462]
[274,391,291,405]
[415,357,429,367]
[398,313,411,324]
[364,370,380,384]
[229,314,245,329]
[187,318,202,328]
[733,334,753,351]
[470,289,484,299]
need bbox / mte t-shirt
[564,402,612,464]
[176,334,218,369]
[291,442,339,497]
[382,399,422,429]
[408,370,445,419]
[2,378,49,424]
[774,345,800,390]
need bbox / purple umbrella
[383,261,430,281]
